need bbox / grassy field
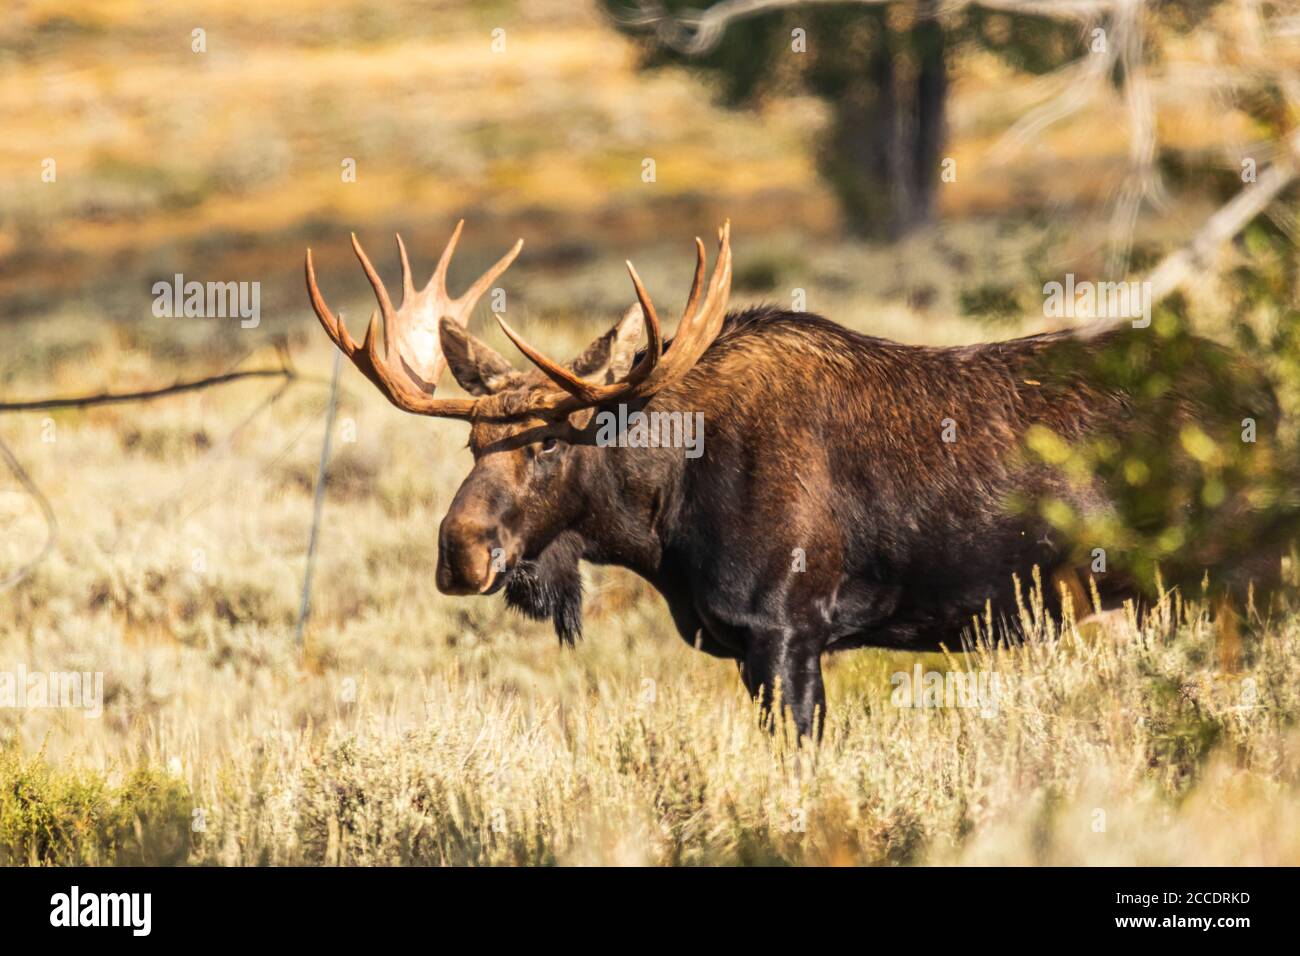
[2,0,1299,865]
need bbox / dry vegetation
[2,0,1299,865]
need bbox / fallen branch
[0,365,297,413]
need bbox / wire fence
[0,338,342,637]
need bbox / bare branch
[1144,126,1300,301]
[617,0,1111,57]
[0,365,297,413]
[1104,0,1162,276]
[988,37,1115,163]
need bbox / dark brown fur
[436,306,1280,739]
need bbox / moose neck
[568,404,694,580]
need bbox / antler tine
[680,237,707,326]
[395,233,415,302]
[358,308,422,409]
[430,219,465,296]
[350,233,396,322]
[456,238,525,316]
[621,261,664,388]
[495,313,601,401]
[703,220,733,337]
[643,296,663,366]
[625,261,661,350]
[361,308,382,366]
[658,234,712,364]
[697,222,731,333]
[351,233,398,356]
[517,222,733,418]
[634,221,730,392]
[305,248,339,342]
[305,248,359,352]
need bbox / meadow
[1,0,1299,865]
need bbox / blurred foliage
[959,281,1026,324]
[1022,196,1300,603]
[0,747,193,865]
[979,3,1300,607]
[959,6,1087,76]
[601,1,1086,236]
[601,1,1258,242]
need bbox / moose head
[305,221,732,624]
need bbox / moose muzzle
[436,515,508,595]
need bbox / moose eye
[540,436,560,455]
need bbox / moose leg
[740,628,826,741]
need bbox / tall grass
[3,214,1299,865]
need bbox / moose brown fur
[306,222,1278,740]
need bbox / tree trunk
[911,8,948,228]
[819,11,947,239]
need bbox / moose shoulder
[306,222,1278,741]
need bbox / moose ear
[568,304,644,384]
[439,318,519,396]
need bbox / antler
[494,221,732,416]
[305,221,522,419]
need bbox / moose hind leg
[740,627,826,742]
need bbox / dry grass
[5,245,1300,865]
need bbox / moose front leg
[739,627,826,742]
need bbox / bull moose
[305,221,1277,740]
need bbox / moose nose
[436,519,500,596]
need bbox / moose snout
[436,517,506,596]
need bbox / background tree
[604,1,1087,238]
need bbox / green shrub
[0,748,193,866]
